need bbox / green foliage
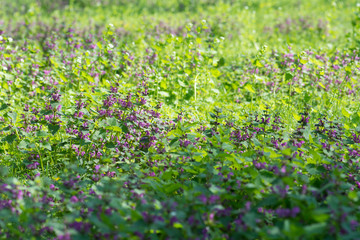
[0,0,360,239]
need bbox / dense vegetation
[1,0,360,239]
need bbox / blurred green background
[1,0,358,57]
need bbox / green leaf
[121,124,129,133]
[209,184,226,195]
[105,126,122,132]
[159,91,169,97]
[285,72,293,81]
[348,191,359,202]
[210,113,217,118]
[245,84,255,93]
[0,104,8,111]
[36,130,48,137]
[258,195,279,207]
[48,124,60,135]
[107,117,118,127]
[211,69,221,78]
[303,125,311,140]
[264,147,281,158]
[253,59,263,68]
[173,222,183,228]
[253,137,262,146]
[18,140,29,149]
[342,108,351,118]
[346,82,353,90]
[41,142,52,151]
[211,88,220,94]
[164,183,182,194]
[222,142,233,151]
[7,112,17,123]
[243,212,257,228]
[161,171,173,181]
[217,57,225,67]
[3,134,16,144]
[318,82,326,89]
[0,72,15,81]
[311,208,330,222]
[178,80,186,87]
[304,222,327,236]
[293,113,301,121]
[282,148,292,156]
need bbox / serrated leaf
[303,125,311,140]
[3,134,16,144]
[107,117,118,127]
[18,140,29,149]
[41,142,52,151]
[36,130,48,137]
[0,104,8,111]
[222,142,233,151]
[105,126,122,132]
[48,124,60,135]
[7,112,17,123]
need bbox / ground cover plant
[1,0,360,239]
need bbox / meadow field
[1,0,360,239]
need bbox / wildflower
[70,196,79,203]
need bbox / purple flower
[245,201,251,211]
[351,220,359,231]
[291,207,300,217]
[198,194,207,204]
[70,196,79,203]
[170,216,178,225]
[26,161,40,170]
[209,195,220,204]
[280,165,286,174]
[69,221,91,233]
[56,232,71,240]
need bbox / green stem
[194,73,199,102]
[35,143,44,173]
